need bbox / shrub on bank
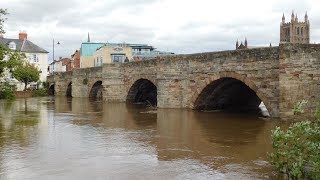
[42,81,49,89]
[269,103,320,179]
[32,88,48,97]
[0,82,16,100]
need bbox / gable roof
[0,38,48,53]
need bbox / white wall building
[0,32,49,90]
[52,58,66,73]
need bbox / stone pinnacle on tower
[282,13,285,23]
[236,39,239,49]
[291,10,295,21]
[87,32,90,42]
[244,38,247,48]
[305,11,308,22]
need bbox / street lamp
[52,39,60,72]
[52,39,60,62]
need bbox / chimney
[19,31,27,40]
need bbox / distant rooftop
[0,38,48,53]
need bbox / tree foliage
[0,9,24,77]
[0,8,31,95]
[0,8,8,34]
[12,62,40,90]
[269,102,320,179]
[0,81,16,100]
[0,44,25,74]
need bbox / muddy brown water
[0,97,288,179]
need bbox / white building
[48,58,67,74]
[0,32,48,90]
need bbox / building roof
[0,38,48,53]
[80,42,105,56]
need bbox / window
[95,56,103,66]
[34,54,38,62]
[301,27,303,35]
[297,27,300,35]
[8,42,16,50]
[29,54,38,63]
[112,54,125,63]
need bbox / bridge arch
[66,82,72,97]
[48,83,55,95]
[89,80,103,100]
[126,78,157,106]
[191,72,271,116]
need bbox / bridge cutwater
[47,44,320,118]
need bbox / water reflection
[0,97,284,179]
[0,98,46,179]
[0,98,42,148]
[154,110,276,176]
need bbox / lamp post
[52,39,60,62]
[52,39,60,73]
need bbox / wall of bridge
[279,44,320,117]
[48,44,320,118]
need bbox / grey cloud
[157,18,278,52]
[1,0,75,24]
[1,0,319,60]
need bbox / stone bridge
[47,44,320,118]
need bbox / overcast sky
[1,0,320,62]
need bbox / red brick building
[71,50,80,69]
[61,58,73,72]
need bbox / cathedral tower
[280,11,310,44]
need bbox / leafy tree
[0,9,24,76]
[0,8,27,95]
[12,62,40,90]
[0,8,8,34]
[0,45,6,74]
[0,8,8,75]
[0,45,25,74]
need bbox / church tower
[280,11,310,44]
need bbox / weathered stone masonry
[48,44,320,118]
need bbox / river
[0,97,287,179]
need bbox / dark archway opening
[48,84,55,96]
[66,82,72,97]
[194,78,268,116]
[89,81,103,100]
[127,79,157,107]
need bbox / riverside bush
[42,81,49,89]
[0,82,16,100]
[32,88,47,97]
[269,105,320,179]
